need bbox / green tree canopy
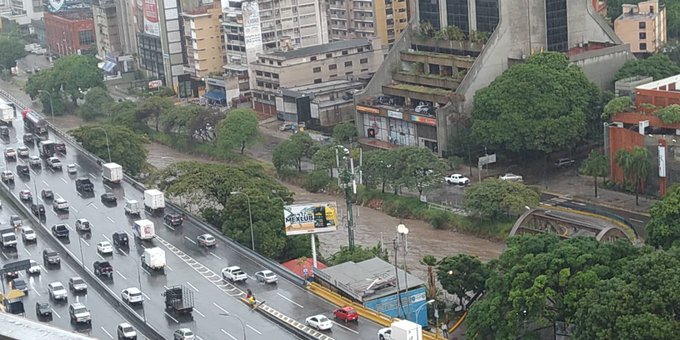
[135,95,174,132]
[216,108,259,155]
[579,150,609,197]
[394,147,443,196]
[326,244,387,266]
[272,133,316,173]
[160,104,206,137]
[463,178,539,220]
[78,87,114,121]
[332,122,358,145]
[614,54,680,81]
[471,52,601,154]
[436,254,489,311]
[25,55,103,107]
[647,185,680,250]
[0,37,27,70]
[70,124,148,175]
[362,149,399,193]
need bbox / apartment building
[614,0,666,54]
[327,0,409,48]
[182,2,224,78]
[44,9,95,56]
[276,80,365,126]
[251,38,383,116]
[1,0,43,26]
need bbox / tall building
[44,9,95,56]
[417,0,499,34]
[0,0,43,26]
[91,0,121,57]
[182,1,225,79]
[614,0,666,54]
[327,0,409,48]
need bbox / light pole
[230,191,254,251]
[219,312,246,340]
[415,299,435,325]
[37,90,55,123]
[90,126,111,163]
[397,224,410,318]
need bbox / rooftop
[282,80,365,97]
[0,311,94,339]
[264,39,372,60]
[636,74,680,90]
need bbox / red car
[333,306,359,322]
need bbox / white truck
[1,228,17,248]
[124,200,141,216]
[379,320,423,340]
[102,163,123,184]
[141,247,166,272]
[144,189,165,214]
[132,219,155,240]
[221,266,248,282]
[0,103,14,126]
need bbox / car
[222,266,247,282]
[11,278,28,294]
[68,277,87,293]
[97,241,113,255]
[28,155,41,168]
[254,270,278,284]
[1,170,14,183]
[66,163,77,174]
[196,233,216,247]
[31,203,45,217]
[333,306,359,322]
[10,215,22,228]
[17,146,29,157]
[23,133,35,145]
[19,189,32,201]
[499,173,524,182]
[42,249,60,266]
[53,197,68,212]
[51,224,69,238]
[22,226,37,242]
[16,164,29,177]
[378,327,394,340]
[305,314,333,330]
[554,158,576,168]
[47,156,62,170]
[112,231,129,248]
[47,281,67,301]
[164,213,183,227]
[415,104,433,114]
[444,174,470,185]
[69,302,91,325]
[36,302,52,319]
[173,328,195,340]
[26,260,41,275]
[101,192,117,203]
[75,218,91,232]
[117,322,137,340]
[4,147,16,160]
[41,189,54,200]
[121,287,143,305]
[93,261,113,277]
[279,122,296,131]
[4,271,18,280]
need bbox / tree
[332,122,357,145]
[395,147,443,197]
[0,37,27,70]
[78,87,114,121]
[601,96,634,120]
[160,104,204,137]
[135,95,173,132]
[579,150,609,197]
[420,255,439,300]
[311,144,339,177]
[362,150,398,193]
[326,244,387,266]
[464,178,540,220]
[614,54,680,81]
[216,108,259,155]
[70,125,148,175]
[437,255,489,311]
[614,149,632,188]
[471,52,600,155]
[110,100,148,132]
[25,55,103,107]
[647,185,680,249]
[627,146,651,205]
[272,133,315,173]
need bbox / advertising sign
[411,115,436,126]
[284,202,338,235]
[356,105,379,114]
[659,145,666,177]
[387,110,403,119]
[148,80,163,89]
[143,0,160,36]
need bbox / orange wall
[608,127,645,183]
[636,87,680,109]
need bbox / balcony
[392,72,462,90]
[382,83,459,104]
[400,50,474,69]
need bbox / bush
[424,210,451,229]
[305,170,331,193]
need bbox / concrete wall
[570,44,634,91]
[572,0,622,46]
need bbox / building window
[329,64,337,70]
[345,71,353,76]
[357,47,363,52]
[310,56,317,61]
[326,53,332,58]
[639,21,646,29]
[342,50,348,55]
[314,78,322,83]
[344,61,352,67]
[546,0,568,52]
[79,30,95,45]
[277,61,282,66]
[256,71,263,76]
[639,32,646,40]
[272,73,279,79]
[330,74,337,78]
[257,81,264,87]
[313,67,321,73]
[640,43,647,50]
[360,58,368,64]
[361,68,369,72]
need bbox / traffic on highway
[0,102,384,339]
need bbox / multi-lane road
[0,101,383,339]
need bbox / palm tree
[628,146,652,206]
[614,149,632,188]
[420,255,439,300]
[579,150,609,197]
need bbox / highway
[0,101,384,339]
[0,194,140,339]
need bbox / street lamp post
[415,299,435,324]
[90,126,111,163]
[37,90,55,123]
[219,312,246,340]
[230,191,254,251]
[397,224,411,318]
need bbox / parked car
[117,323,137,340]
[22,226,37,242]
[47,281,67,301]
[254,270,278,284]
[121,287,143,305]
[196,233,216,247]
[75,218,91,232]
[554,158,576,168]
[51,224,69,238]
[36,302,52,319]
[444,174,470,185]
[499,173,524,182]
[68,277,87,293]
[97,241,113,255]
[305,314,333,330]
[414,104,433,114]
[333,306,359,322]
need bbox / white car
[173,328,195,340]
[22,227,36,242]
[255,270,278,284]
[48,281,68,300]
[197,233,216,247]
[66,163,77,174]
[68,277,88,293]
[414,104,432,113]
[28,155,41,168]
[19,189,32,200]
[69,302,91,324]
[117,323,137,340]
[121,287,143,304]
[444,174,470,185]
[306,314,333,330]
[97,241,113,255]
[17,146,29,157]
[499,173,524,182]
[75,218,91,232]
[379,327,394,340]
[26,260,41,275]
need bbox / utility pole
[337,146,355,249]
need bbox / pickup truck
[51,224,69,238]
[221,266,248,282]
[75,178,94,192]
[444,174,470,185]
[93,261,113,278]
[554,158,576,168]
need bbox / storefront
[357,105,439,152]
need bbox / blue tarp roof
[101,61,116,73]
[204,89,226,101]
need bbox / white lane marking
[106,217,115,223]
[221,329,237,340]
[186,282,199,292]
[210,252,222,260]
[142,292,151,301]
[184,236,196,245]
[100,326,114,339]
[213,302,229,314]
[59,177,67,184]
[246,324,262,335]
[80,238,90,247]
[23,183,29,189]
[116,270,127,280]
[164,312,179,323]
[196,336,204,340]
[631,218,645,223]
[332,321,360,334]
[51,309,61,318]
[90,203,98,210]
[97,253,105,260]
[40,265,48,272]
[89,173,96,179]
[102,234,111,242]
[193,307,205,318]
[41,180,49,186]
[164,223,175,231]
[277,292,304,308]
[165,264,173,271]
[32,286,41,296]
[573,202,586,206]
[71,206,79,213]
[64,223,73,231]
[24,248,31,257]
[1,252,8,259]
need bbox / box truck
[144,189,165,214]
[102,163,123,184]
[124,200,141,216]
[141,247,166,272]
[132,219,155,240]
[0,102,14,126]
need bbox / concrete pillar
[439,0,448,28]
[468,0,477,32]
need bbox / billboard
[284,202,338,235]
[143,0,160,36]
